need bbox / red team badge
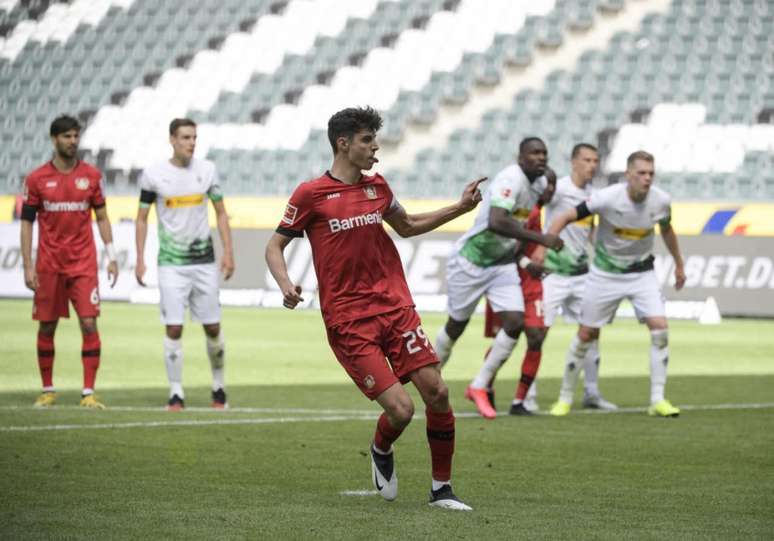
[363,185,377,199]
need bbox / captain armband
[575,202,591,221]
[21,204,37,222]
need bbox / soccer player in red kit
[265,107,485,511]
[20,115,118,409]
[481,175,555,416]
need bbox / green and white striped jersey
[544,176,593,276]
[139,158,223,266]
[457,164,547,267]
[587,182,671,273]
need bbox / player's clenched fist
[282,284,304,309]
[543,233,564,251]
[458,177,487,211]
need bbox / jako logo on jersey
[329,211,382,233]
[363,186,377,199]
[326,192,341,199]
[46,181,57,188]
[282,203,298,225]
[43,200,90,212]
[75,178,90,190]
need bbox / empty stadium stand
[0,0,771,199]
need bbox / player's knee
[525,327,545,351]
[500,313,524,337]
[203,323,220,338]
[445,318,468,340]
[79,318,97,335]
[166,325,183,340]
[650,329,668,348]
[426,381,449,410]
[390,399,414,427]
[578,326,598,342]
[38,321,57,337]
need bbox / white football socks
[558,335,592,404]
[582,339,601,396]
[164,336,184,399]
[434,326,455,367]
[206,332,225,392]
[471,329,517,389]
[649,329,669,404]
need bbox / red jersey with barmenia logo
[23,161,105,275]
[276,171,414,328]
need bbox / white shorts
[543,273,587,327]
[445,252,524,321]
[158,263,221,325]
[580,266,664,328]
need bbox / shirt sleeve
[276,182,314,238]
[20,175,39,221]
[91,174,106,208]
[657,195,672,228]
[489,170,518,212]
[381,180,403,218]
[207,163,224,203]
[22,175,39,208]
[585,186,610,214]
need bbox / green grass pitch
[1,299,773,540]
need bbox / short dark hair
[327,106,383,153]
[50,115,81,137]
[519,137,545,154]
[627,150,654,168]
[571,143,598,158]
[169,118,197,136]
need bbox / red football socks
[37,333,55,388]
[516,350,542,400]
[373,413,405,453]
[81,331,101,391]
[426,407,455,482]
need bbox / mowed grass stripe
[3,402,773,432]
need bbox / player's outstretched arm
[547,206,581,238]
[20,218,38,291]
[489,208,564,250]
[385,177,486,238]
[95,206,118,288]
[135,206,150,286]
[212,199,235,280]
[265,232,304,309]
[660,224,686,290]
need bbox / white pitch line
[1,402,772,432]
[0,414,380,433]
[0,405,380,415]
[339,490,378,497]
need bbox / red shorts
[325,307,439,400]
[484,272,544,337]
[33,272,100,321]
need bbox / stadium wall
[2,219,774,317]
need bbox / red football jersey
[521,204,542,258]
[277,171,414,328]
[23,161,105,275]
